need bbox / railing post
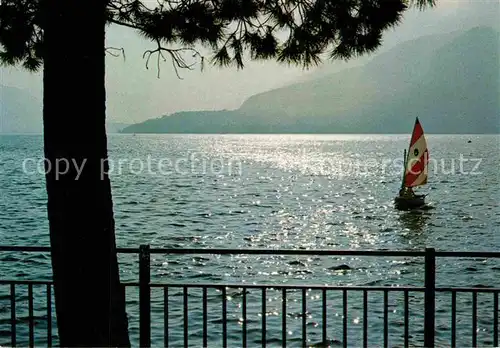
[424,247,436,348]
[139,244,151,347]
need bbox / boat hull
[394,195,426,210]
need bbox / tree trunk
[43,0,130,346]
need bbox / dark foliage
[1,0,435,75]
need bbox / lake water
[0,134,499,346]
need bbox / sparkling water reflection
[1,134,499,346]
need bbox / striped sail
[404,118,429,187]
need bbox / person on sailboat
[399,186,415,198]
[406,187,415,197]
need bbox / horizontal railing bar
[434,251,500,258]
[117,248,141,253]
[0,246,51,252]
[2,246,500,258]
[436,287,500,293]
[0,246,138,253]
[0,280,53,285]
[146,248,426,256]
[3,280,499,293]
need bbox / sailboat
[394,117,429,210]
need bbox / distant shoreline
[2,132,499,136]
[117,132,500,135]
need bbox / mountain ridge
[0,85,132,134]
[122,26,500,134]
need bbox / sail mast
[401,119,415,190]
[401,149,407,189]
[407,117,417,160]
[401,120,414,188]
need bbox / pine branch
[107,18,144,31]
[142,39,203,79]
[105,47,126,61]
[1,0,437,73]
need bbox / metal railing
[1,245,499,347]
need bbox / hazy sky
[0,0,497,124]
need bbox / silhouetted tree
[0,0,434,345]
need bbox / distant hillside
[122,26,500,134]
[0,85,130,134]
[0,85,42,133]
[106,122,131,133]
